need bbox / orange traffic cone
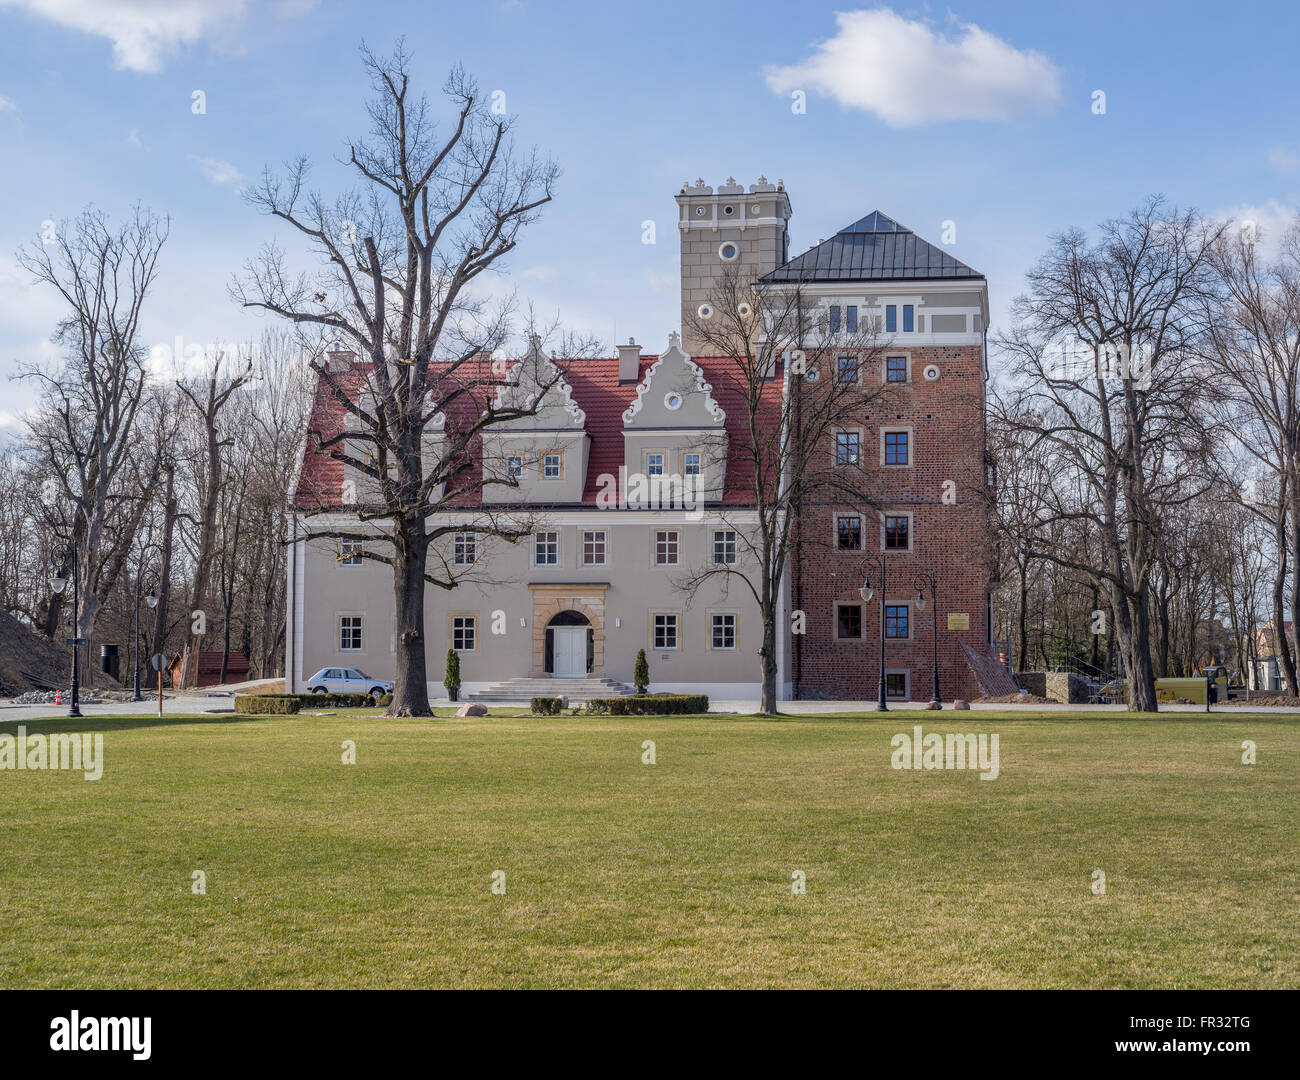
[55,690,62,705]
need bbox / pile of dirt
[0,608,74,697]
[977,692,1060,705]
[1224,694,1300,707]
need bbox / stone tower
[676,177,792,355]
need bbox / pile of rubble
[11,689,105,705]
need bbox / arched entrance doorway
[546,610,593,677]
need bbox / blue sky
[1,0,1298,428]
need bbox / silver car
[305,667,394,699]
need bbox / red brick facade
[791,343,1000,701]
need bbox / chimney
[617,337,641,383]
[323,341,354,374]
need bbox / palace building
[285,178,1012,702]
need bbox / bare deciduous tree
[674,264,891,713]
[234,44,570,715]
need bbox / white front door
[552,628,587,678]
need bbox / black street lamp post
[133,572,159,702]
[51,544,81,718]
[914,570,941,706]
[860,554,888,712]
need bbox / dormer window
[846,305,858,333]
[542,452,562,479]
[506,455,523,480]
[646,453,665,477]
[885,305,897,333]
[683,453,701,476]
[903,304,915,333]
[829,305,841,333]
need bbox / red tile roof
[293,354,784,511]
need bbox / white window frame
[453,532,476,565]
[451,614,477,653]
[654,529,679,566]
[652,612,680,651]
[338,541,363,567]
[339,614,364,651]
[712,529,737,565]
[710,613,737,650]
[534,530,560,566]
[581,530,607,566]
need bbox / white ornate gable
[622,332,726,427]
[489,337,586,426]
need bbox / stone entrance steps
[467,677,636,703]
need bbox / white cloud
[0,95,16,111]
[520,265,557,282]
[645,270,675,294]
[1212,199,1300,263]
[190,154,243,189]
[1268,144,1300,173]
[0,0,308,73]
[127,127,143,147]
[765,8,1061,127]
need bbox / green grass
[1,709,1296,988]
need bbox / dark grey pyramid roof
[760,210,983,283]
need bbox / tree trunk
[152,465,178,668]
[389,523,431,716]
[1272,513,1298,694]
[759,614,778,714]
[1016,564,1029,672]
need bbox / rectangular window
[683,453,701,476]
[884,430,909,465]
[653,613,679,650]
[534,531,559,565]
[829,305,841,333]
[713,530,737,565]
[654,530,679,566]
[886,672,908,700]
[835,431,860,465]
[846,305,858,333]
[339,615,363,651]
[837,605,862,640]
[837,515,862,551]
[903,305,914,333]
[884,515,910,551]
[711,614,736,650]
[506,455,523,480]
[582,530,606,566]
[451,615,476,652]
[339,541,363,567]
[885,305,897,333]
[646,453,665,477]
[886,356,907,382]
[453,533,476,565]
[886,604,909,639]
[542,453,562,479]
[838,356,858,383]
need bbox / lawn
[1,709,1296,989]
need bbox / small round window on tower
[695,206,706,217]
[697,303,714,319]
[718,242,739,262]
[723,204,735,216]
